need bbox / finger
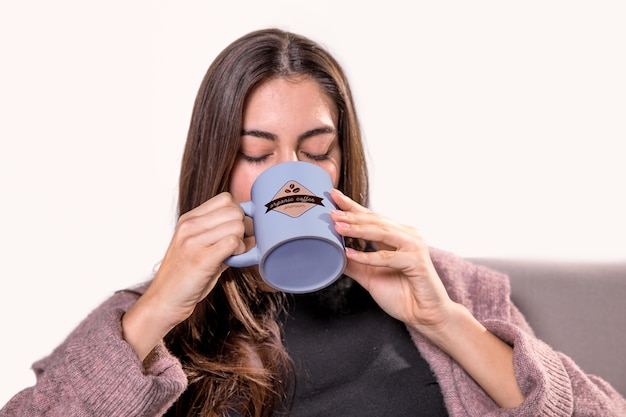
[331,189,419,249]
[342,255,373,286]
[208,233,248,262]
[331,189,369,214]
[345,246,421,271]
[241,235,256,254]
[163,232,246,279]
[176,219,247,253]
[341,255,401,299]
[176,205,245,242]
[333,211,421,251]
[179,192,242,221]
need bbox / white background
[1,0,625,406]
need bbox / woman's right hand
[122,192,248,361]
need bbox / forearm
[417,302,524,409]
[2,298,187,416]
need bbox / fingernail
[331,209,347,217]
[335,221,350,228]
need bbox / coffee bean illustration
[284,183,300,193]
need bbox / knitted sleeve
[410,248,626,417]
[0,288,187,417]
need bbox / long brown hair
[164,28,369,416]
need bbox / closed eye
[301,151,330,161]
[239,152,271,163]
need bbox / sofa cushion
[470,258,626,396]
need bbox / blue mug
[225,161,346,293]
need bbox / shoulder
[429,247,512,320]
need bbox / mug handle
[224,201,259,267]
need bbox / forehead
[243,77,338,127]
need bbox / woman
[2,28,625,417]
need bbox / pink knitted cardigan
[2,248,625,416]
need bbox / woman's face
[229,76,342,204]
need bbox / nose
[276,149,299,164]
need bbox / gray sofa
[471,258,626,397]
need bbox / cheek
[322,152,342,188]
[325,165,340,188]
[229,164,258,203]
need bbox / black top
[282,278,448,416]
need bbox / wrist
[121,293,178,362]
[410,302,481,352]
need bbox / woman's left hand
[330,189,455,334]
[330,189,525,408]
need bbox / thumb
[342,256,372,291]
[243,235,256,253]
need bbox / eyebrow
[241,126,338,142]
